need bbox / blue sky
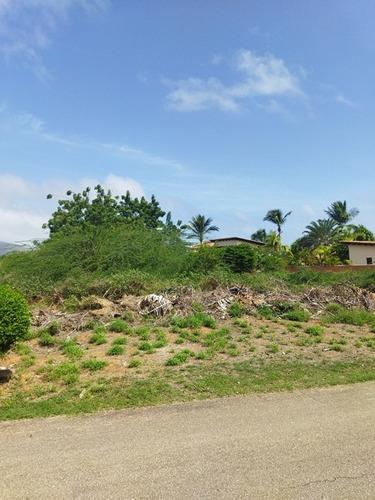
[1,0,374,245]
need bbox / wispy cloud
[0,0,110,80]
[0,106,185,172]
[334,93,354,107]
[104,143,185,171]
[164,49,305,114]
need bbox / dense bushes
[220,244,256,273]
[0,285,30,350]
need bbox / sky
[1,0,375,245]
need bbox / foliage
[182,244,222,275]
[263,209,292,238]
[0,224,188,300]
[321,304,375,327]
[108,319,133,334]
[250,228,269,242]
[300,219,338,249]
[255,247,288,272]
[44,185,166,235]
[165,349,194,366]
[228,302,246,318]
[324,200,359,227]
[0,285,30,351]
[81,358,109,371]
[220,244,256,273]
[185,214,219,243]
[106,345,125,355]
[38,331,57,347]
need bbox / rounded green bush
[0,285,30,350]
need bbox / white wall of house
[348,244,375,265]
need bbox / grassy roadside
[2,358,375,421]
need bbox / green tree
[185,214,219,244]
[341,224,375,242]
[250,228,268,242]
[263,209,291,239]
[324,200,359,227]
[43,185,166,235]
[300,219,338,249]
[221,244,256,273]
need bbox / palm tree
[186,214,219,244]
[300,219,338,249]
[263,209,292,239]
[251,228,268,242]
[324,200,359,227]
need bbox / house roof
[205,237,265,246]
[341,240,375,247]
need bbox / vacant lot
[1,285,375,420]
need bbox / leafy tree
[300,219,338,249]
[220,244,256,273]
[43,185,166,235]
[185,214,219,244]
[250,228,268,242]
[341,224,375,242]
[263,209,291,239]
[324,200,359,227]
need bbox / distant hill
[0,241,30,256]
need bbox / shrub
[228,301,246,318]
[0,285,30,350]
[128,359,142,368]
[282,309,310,322]
[221,244,256,273]
[81,358,109,371]
[89,332,107,345]
[112,336,127,345]
[322,304,375,327]
[106,345,125,355]
[305,326,324,336]
[39,331,57,347]
[165,349,193,366]
[60,339,84,359]
[109,319,133,334]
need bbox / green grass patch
[106,345,125,356]
[80,358,109,371]
[2,359,375,421]
[321,304,375,327]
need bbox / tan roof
[207,237,265,246]
[342,240,375,246]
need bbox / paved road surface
[1,382,375,499]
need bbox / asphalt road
[1,381,375,499]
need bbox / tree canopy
[43,185,166,235]
[185,214,219,244]
[263,209,291,238]
[324,200,359,227]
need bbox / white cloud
[102,174,145,199]
[0,172,146,243]
[0,0,110,79]
[335,93,354,107]
[165,49,305,113]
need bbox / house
[342,241,375,265]
[201,237,265,248]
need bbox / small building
[342,241,375,266]
[202,237,265,248]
